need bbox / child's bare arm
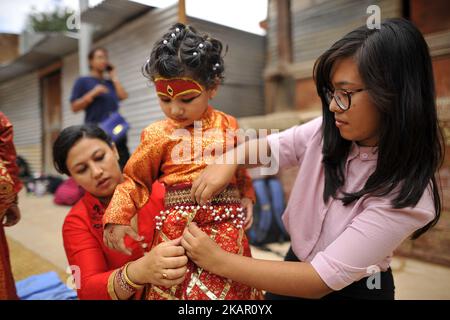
[240,197,254,230]
[235,167,256,230]
[103,224,144,255]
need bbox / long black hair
[53,124,113,176]
[314,18,443,239]
[142,23,226,89]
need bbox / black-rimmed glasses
[324,88,367,111]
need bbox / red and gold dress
[0,112,22,300]
[103,106,263,300]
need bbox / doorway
[41,69,62,174]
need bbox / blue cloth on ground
[16,271,77,300]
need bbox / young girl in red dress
[102,23,262,300]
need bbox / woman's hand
[127,237,188,288]
[91,84,109,97]
[2,204,21,227]
[103,223,144,255]
[181,223,226,274]
[191,163,239,205]
[108,67,128,100]
[241,197,254,231]
[108,65,117,80]
[72,84,108,112]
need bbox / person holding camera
[70,47,130,169]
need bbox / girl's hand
[2,205,21,227]
[181,223,225,273]
[191,163,239,205]
[127,237,188,288]
[103,223,144,255]
[241,197,254,231]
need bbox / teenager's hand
[91,84,109,97]
[181,223,225,273]
[103,223,144,255]
[241,197,254,231]
[127,237,188,288]
[108,66,118,80]
[191,163,239,205]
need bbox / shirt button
[361,153,368,159]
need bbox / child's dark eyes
[181,96,197,103]
[159,95,199,103]
[95,154,105,162]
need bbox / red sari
[62,182,164,299]
[0,112,22,300]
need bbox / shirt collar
[82,192,105,214]
[348,141,378,162]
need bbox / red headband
[154,77,204,99]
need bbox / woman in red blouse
[53,125,188,300]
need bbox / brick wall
[410,0,450,34]
[295,78,321,110]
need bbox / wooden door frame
[40,61,62,175]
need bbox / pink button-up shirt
[267,117,435,290]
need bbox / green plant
[26,5,75,32]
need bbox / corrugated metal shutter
[0,72,42,174]
[291,0,402,78]
[62,6,178,153]
[187,18,266,118]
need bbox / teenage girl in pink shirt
[182,18,443,299]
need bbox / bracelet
[115,267,136,294]
[123,262,144,290]
[108,270,120,300]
